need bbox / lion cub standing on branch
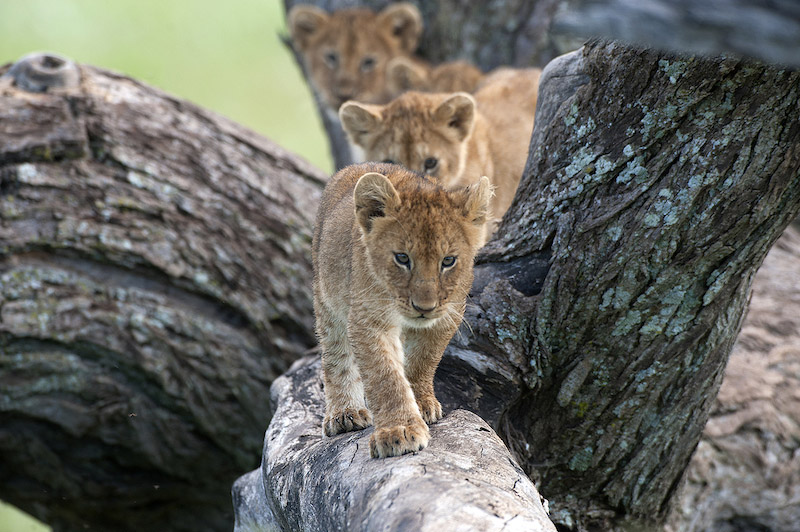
[313,162,490,458]
[340,68,541,236]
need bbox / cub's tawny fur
[339,68,541,235]
[386,56,485,98]
[288,3,423,111]
[312,162,490,458]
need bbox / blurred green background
[0,0,331,171]
[0,0,329,530]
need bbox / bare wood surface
[554,0,800,67]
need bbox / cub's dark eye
[323,51,339,68]
[360,56,376,72]
[423,157,438,171]
[394,252,411,268]
[441,256,457,269]
[382,159,396,164]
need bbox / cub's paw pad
[323,408,372,437]
[369,423,430,458]
[417,396,443,424]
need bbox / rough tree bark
[479,41,800,528]
[0,53,325,531]
[667,225,800,532]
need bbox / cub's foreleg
[317,304,372,437]
[403,314,461,424]
[349,319,429,458]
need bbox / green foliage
[0,0,331,172]
[0,501,48,532]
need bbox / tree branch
[233,357,556,532]
[553,0,800,68]
[479,41,800,527]
[0,53,325,532]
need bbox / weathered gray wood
[553,0,800,68]
[232,469,280,532]
[235,357,556,532]
[0,53,326,532]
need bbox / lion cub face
[354,171,489,327]
[288,3,423,110]
[340,92,476,186]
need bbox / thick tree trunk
[0,54,325,531]
[480,42,800,528]
[668,224,800,532]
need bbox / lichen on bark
[480,42,800,527]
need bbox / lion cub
[313,162,490,458]
[288,3,423,112]
[386,56,485,98]
[339,68,541,234]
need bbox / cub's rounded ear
[354,172,401,233]
[434,92,476,141]
[387,57,428,95]
[460,176,493,226]
[288,5,329,51]
[339,101,383,147]
[378,3,423,53]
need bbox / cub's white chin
[402,315,442,329]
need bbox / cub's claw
[369,422,430,458]
[417,396,443,424]
[324,407,372,437]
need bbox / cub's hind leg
[317,307,372,436]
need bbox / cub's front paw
[323,408,373,437]
[417,395,443,424]
[369,422,430,458]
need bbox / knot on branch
[4,52,80,93]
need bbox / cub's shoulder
[474,67,541,99]
[387,57,484,97]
